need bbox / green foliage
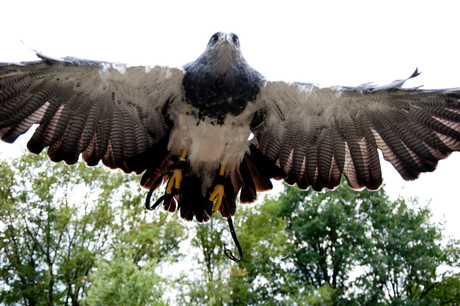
[1,150,459,306]
[178,195,333,305]
[81,248,166,306]
[278,182,460,305]
[277,182,387,302]
[355,196,460,305]
[0,151,186,305]
[179,181,460,305]
[233,196,292,304]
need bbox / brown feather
[0,60,183,172]
[253,79,460,191]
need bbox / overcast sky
[1,0,459,240]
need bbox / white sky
[1,0,460,241]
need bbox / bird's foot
[209,165,226,212]
[166,150,187,195]
[209,182,225,211]
[166,168,183,194]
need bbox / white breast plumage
[167,98,259,176]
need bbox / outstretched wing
[251,70,460,191]
[0,55,184,172]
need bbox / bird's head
[206,32,240,50]
[199,32,244,74]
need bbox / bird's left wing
[251,70,460,191]
[0,55,184,172]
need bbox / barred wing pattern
[0,57,184,172]
[252,71,460,191]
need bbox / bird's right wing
[251,70,460,191]
[0,55,184,172]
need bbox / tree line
[1,151,459,305]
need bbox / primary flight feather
[1,32,460,223]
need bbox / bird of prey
[1,32,460,223]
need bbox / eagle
[1,32,460,223]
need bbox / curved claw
[166,168,183,194]
[166,149,187,195]
[209,184,225,211]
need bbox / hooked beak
[214,33,234,47]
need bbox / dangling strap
[145,157,186,210]
[222,199,244,262]
[145,176,166,210]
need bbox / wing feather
[279,126,296,171]
[252,72,460,191]
[0,56,183,172]
[109,104,127,169]
[316,129,335,189]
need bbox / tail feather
[231,144,285,204]
[235,157,257,203]
[126,136,170,175]
[126,136,172,190]
[140,160,172,190]
[244,144,285,192]
[178,176,212,222]
[246,158,274,191]
[218,176,237,218]
[163,195,176,213]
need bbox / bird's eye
[211,34,219,42]
[232,35,239,45]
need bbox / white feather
[167,99,259,175]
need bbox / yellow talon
[166,168,183,194]
[210,164,226,211]
[210,184,225,211]
[166,149,187,194]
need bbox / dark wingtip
[410,67,421,79]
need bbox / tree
[355,196,460,305]
[81,248,166,306]
[277,182,380,303]
[177,195,328,305]
[3,150,459,306]
[278,181,460,305]
[0,151,186,305]
[231,196,294,305]
[0,152,115,305]
[176,215,231,305]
